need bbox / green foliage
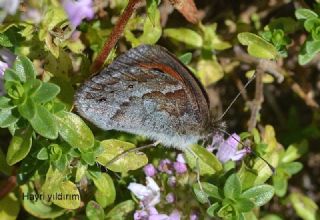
[295,8,320,64]
[193,173,274,219]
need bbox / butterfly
[75,44,222,150]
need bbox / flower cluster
[128,133,250,220]
[128,154,192,220]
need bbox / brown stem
[90,0,142,74]
[0,169,17,199]
[248,62,264,131]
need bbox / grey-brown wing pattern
[75,45,211,149]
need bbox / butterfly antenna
[217,73,256,121]
[216,128,275,173]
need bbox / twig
[234,46,285,83]
[248,61,264,131]
[90,0,143,73]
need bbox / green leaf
[236,198,255,212]
[242,184,274,206]
[30,105,58,139]
[179,52,192,65]
[4,68,22,82]
[200,23,231,50]
[140,1,161,44]
[0,96,13,109]
[164,28,203,48]
[0,193,20,220]
[52,181,81,209]
[0,109,19,128]
[20,184,65,219]
[146,0,160,25]
[289,192,319,220]
[90,172,116,207]
[55,111,94,149]
[18,97,36,120]
[238,32,278,59]
[217,203,234,218]
[193,182,222,203]
[304,18,320,33]
[295,9,318,20]
[6,127,33,166]
[298,52,315,65]
[224,174,241,199]
[13,56,37,82]
[23,79,42,96]
[272,172,288,197]
[96,139,148,172]
[281,141,307,163]
[0,33,14,47]
[185,144,222,175]
[86,201,104,220]
[282,162,303,175]
[105,200,135,220]
[37,147,49,160]
[196,57,224,86]
[207,203,220,217]
[306,40,320,55]
[32,82,60,103]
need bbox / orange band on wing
[138,63,184,82]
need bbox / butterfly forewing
[75,45,211,149]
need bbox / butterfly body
[75,45,215,150]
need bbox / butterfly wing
[75,45,211,149]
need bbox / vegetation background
[0,0,319,219]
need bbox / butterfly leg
[186,146,211,205]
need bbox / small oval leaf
[96,139,148,172]
[242,184,274,206]
[52,181,81,209]
[238,32,278,59]
[30,105,58,139]
[56,111,94,149]
[6,127,33,166]
[185,145,223,175]
[164,28,203,47]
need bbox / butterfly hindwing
[75,45,210,148]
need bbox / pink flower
[143,164,157,177]
[173,162,187,174]
[165,193,175,203]
[134,207,180,220]
[206,133,224,152]
[128,177,160,208]
[62,0,94,28]
[158,159,173,174]
[216,133,250,163]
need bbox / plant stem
[91,0,142,73]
